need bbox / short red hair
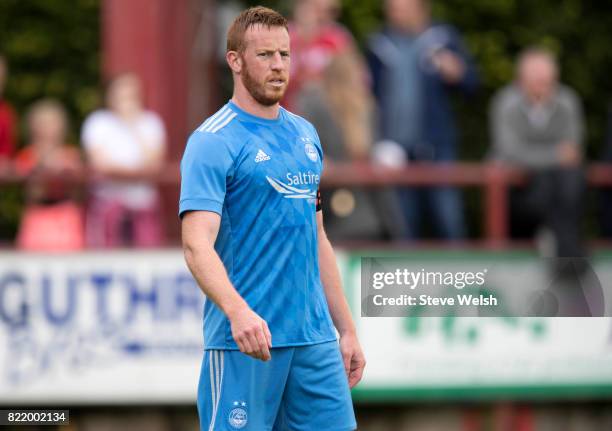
[226,6,288,53]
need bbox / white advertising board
[1,249,612,404]
[0,251,203,404]
[345,251,612,401]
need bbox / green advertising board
[339,250,612,402]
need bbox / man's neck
[523,92,555,108]
[33,139,61,153]
[390,18,429,35]
[231,87,280,120]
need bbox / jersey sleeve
[179,131,234,218]
[305,120,324,212]
[307,122,324,164]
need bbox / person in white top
[81,73,166,247]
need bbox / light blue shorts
[197,340,356,431]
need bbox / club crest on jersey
[228,401,248,429]
[300,137,318,162]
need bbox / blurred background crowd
[2,0,612,430]
[0,0,611,256]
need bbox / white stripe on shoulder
[283,108,301,119]
[197,106,229,132]
[210,112,237,133]
[204,108,233,132]
[199,106,229,132]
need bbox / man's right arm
[182,210,272,361]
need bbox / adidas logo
[254,149,271,163]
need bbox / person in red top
[14,99,84,250]
[283,0,355,111]
[0,55,17,162]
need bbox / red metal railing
[2,162,612,248]
[322,162,612,248]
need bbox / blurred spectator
[284,0,355,111]
[81,73,166,248]
[15,100,84,250]
[297,50,404,240]
[366,0,478,240]
[0,55,17,166]
[490,47,585,257]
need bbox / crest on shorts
[228,401,248,429]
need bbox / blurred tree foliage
[250,0,612,160]
[0,0,100,143]
[2,0,612,240]
[0,0,100,240]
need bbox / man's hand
[431,49,465,84]
[228,305,272,361]
[558,141,581,167]
[339,332,366,388]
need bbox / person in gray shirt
[490,47,585,257]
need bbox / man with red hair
[180,6,363,431]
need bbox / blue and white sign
[0,250,204,404]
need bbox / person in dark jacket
[366,0,478,240]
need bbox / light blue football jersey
[179,101,337,349]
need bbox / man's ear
[226,51,242,74]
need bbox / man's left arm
[316,210,366,388]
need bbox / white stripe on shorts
[209,351,225,431]
[208,350,215,427]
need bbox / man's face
[385,0,428,32]
[519,56,557,103]
[30,108,66,143]
[239,25,290,106]
[107,74,142,117]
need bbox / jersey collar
[228,100,285,126]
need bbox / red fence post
[485,164,509,249]
[101,0,217,244]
